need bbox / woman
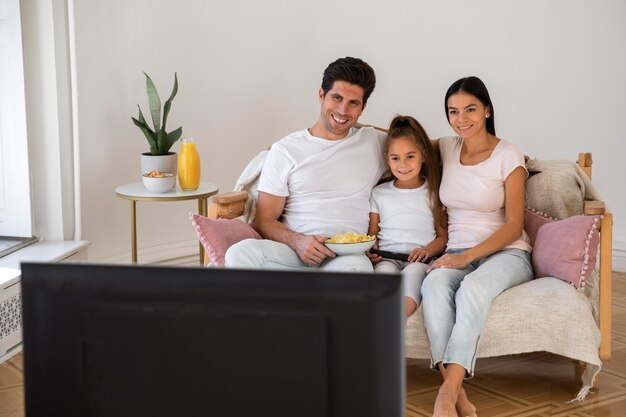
[421,76,533,417]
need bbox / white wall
[41,1,626,266]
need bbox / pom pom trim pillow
[524,207,557,246]
[531,213,602,291]
[190,212,261,266]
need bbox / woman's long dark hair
[444,76,496,136]
[385,115,445,231]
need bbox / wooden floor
[0,354,21,417]
[2,270,625,416]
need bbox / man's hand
[292,235,336,266]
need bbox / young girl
[367,115,447,318]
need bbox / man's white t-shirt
[370,180,436,253]
[439,136,532,252]
[259,126,386,236]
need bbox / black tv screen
[21,262,404,417]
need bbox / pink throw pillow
[190,213,261,266]
[532,214,601,290]
[524,208,556,246]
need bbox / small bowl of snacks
[142,170,176,193]
[324,232,376,255]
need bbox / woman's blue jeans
[420,248,533,376]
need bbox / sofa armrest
[580,197,612,361]
[598,208,613,361]
[207,191,248,219]
[584,200,605,215]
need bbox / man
[225,57,386,271]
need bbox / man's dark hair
[321,57,376,105]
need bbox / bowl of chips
[142,170,175,193]
[324,232,376,255]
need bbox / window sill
[0,240,90,270]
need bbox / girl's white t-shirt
[370,180,436,253]
[259,127,386,236]
[439,136,531,252]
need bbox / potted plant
[131,72,182,176]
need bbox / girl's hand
[366,241,382,265]
[408,248,431,263]
[428,252,471,272]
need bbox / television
[21,262,404,417]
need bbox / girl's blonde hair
[385,115,445,230]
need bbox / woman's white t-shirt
[439,136,531,252]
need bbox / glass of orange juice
[178,137,201,190]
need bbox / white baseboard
[95,236,198,265]
[613,239,626,272]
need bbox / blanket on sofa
[232,150,268,224]
[525,158,601,219]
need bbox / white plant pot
[140,152,178,176]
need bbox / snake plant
[131,72,182,155]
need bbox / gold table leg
[198,198,208,265]
[131,200,137,263]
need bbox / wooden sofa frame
[206,152,613,365]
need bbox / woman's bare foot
[433,383,459,417]
[456,387,477,417]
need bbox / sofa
[192,151,612,400]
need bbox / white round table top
[115,182,219,202]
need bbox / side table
[115,182,219,264]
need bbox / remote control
[370,249,410,262]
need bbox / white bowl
[142,172,176,193]
[324,239,375,256]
